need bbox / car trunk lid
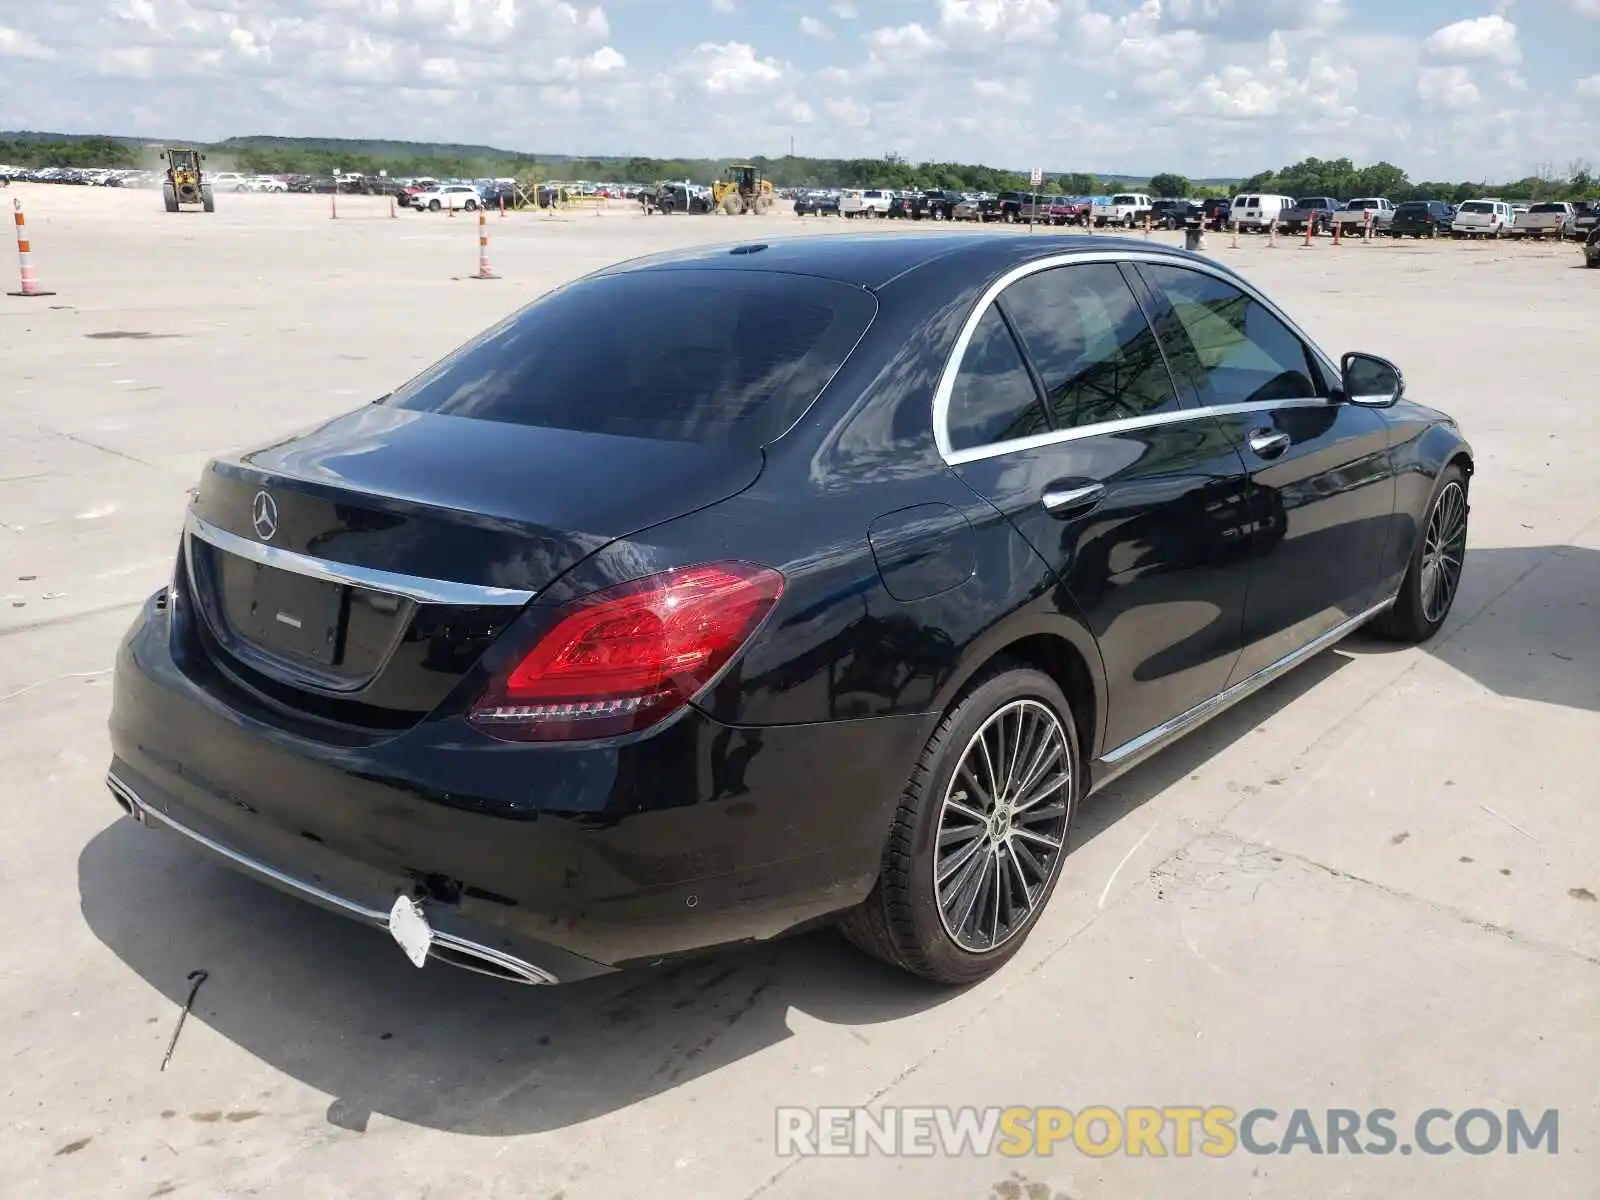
[183,406,764,727]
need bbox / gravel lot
[2,185,1596,1199]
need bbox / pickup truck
[1575,202,1600,240]
[1333,197,1395,232]
[839,188,893,218]
[1149,199,1201,229]
[1091,192,1153,228]
[1514,202,1575,239]
[1279,196,1341,235]
[1047,197,1092,226]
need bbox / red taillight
[469,562,784,742]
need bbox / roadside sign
[1030,167,1043,187]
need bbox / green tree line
[3,135,1596,203]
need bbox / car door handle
[1041,481,1106,518]
[1246,428,1291,459]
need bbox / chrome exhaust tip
[429,938,558,986]
[107,774,145,824]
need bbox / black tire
[200,185,215,213]
[428,199,441,212]
[1370,463,1469,642]
[841,665,1081,984]
[463,199,477,211]
[162,183,178,213]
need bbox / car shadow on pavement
[1337,545,1598,714]
[75,546,1592,1137]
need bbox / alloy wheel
[1420,481,1467,624]
[934,699,1072,953]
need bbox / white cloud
[1180,31,1358,121]
[688,41,786,93]
[1568,0,1599,15]
[867,23,944,60]
[0,24,55,59]
[1161,0,1349,39]
[799,15,831,40]
[1424,15,1520,64]
[1577,74,1600,98]
[938,0,1062,45]
[710,0,737,13]
[1417,64,1482,110]
[830,1,857,17]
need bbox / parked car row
[1225,193,1598,239]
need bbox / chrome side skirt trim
[1093,595,1397,785]
[185,512,536,607]
[107,772,557,985]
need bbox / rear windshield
[1459,202,1491,213]
[1530,203,1566,213]
[386,269,876,446]
[1112,194,1138,204]
[1395,202,1429,211]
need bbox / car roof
[586,232,1205,292]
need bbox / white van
[1229,194,1295,231]
[1452,199,1513,238]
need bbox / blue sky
[2,1,1596,179]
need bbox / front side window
[945,307,1050,452]
[1001,264,1179,430]
[1138,264,1320,408]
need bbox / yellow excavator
[161,147,214,213]
[712,164,774,215]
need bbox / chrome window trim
[185,512,537,607]
[932,248,1341,465]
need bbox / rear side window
[1138,264,1320,407]
[1002,264,1178,430]
[945,308,1050,452]
[386,269,875,446]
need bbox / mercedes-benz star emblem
[251,490,279,542]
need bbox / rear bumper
[109,593,928,984]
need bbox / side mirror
[1340,352,1404,408]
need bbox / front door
[940,261,1257,752]
[1133,262,1396,686]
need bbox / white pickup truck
[1333,197,1395,233]
[1091,193,1152,228]
[1514,202,1575,239]
[839,189,893,218]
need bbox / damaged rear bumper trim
[106,771,559,986]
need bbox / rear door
[1133,262,1395,686]
[941,261,1255,752]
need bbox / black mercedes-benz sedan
[108,234,1473,986]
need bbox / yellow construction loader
[161,147,214,213]
[712,164,774,215]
